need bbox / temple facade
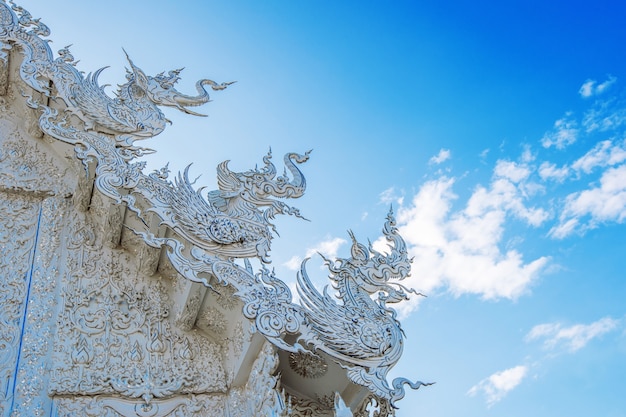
[0,2,428,416]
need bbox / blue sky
[22,1,626,415]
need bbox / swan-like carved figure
[297,209,432,407]
[0,0,232,145]
[1,0,306,263]
[152,149,311,262]
[2,0,429,408]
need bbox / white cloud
[571,139,626,173]
[467,365,527,406]
[538,161,570,182]
[466,176,548,227]
[494,160,531,183]
[526,317,619,352]
[579,76,617,98]
[283,236,347,271]
[550,164,626,237]
[541,114,578,149]
[579,80,595,98]
[379,187,404,206]
[548,218,578,239]
[394,168,549,315]
[582,101,626,133]
[283,255,303,271]
[429,148,451,165]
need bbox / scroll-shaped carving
[1,0,428,411]
[0,193,39,414]
[354,395,395,417]
[149,149,310,262]
[226,342,286,417]
[51,217,226,403]
[296,209,432,407]
[2,0,309,263]
[137,210,430,408]
[0,0,232,145]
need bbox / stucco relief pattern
[53,343,286,417]
[0,192,40,416]
[49,213,226,402]
[0,0,430,414]
[0,130,71,196]
[11,197,69,416]
[354,396,394,417]
[226,342,286,417]
[0,77,73,198]
[54,394,225,417]
[287,397,333,417]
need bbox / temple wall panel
[0,192,41,417]
[0,1,420,414]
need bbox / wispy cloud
[382,78,626,314]
[538,161,570,182]
[379,187,404,206]
[467,365,528,406]
[395,159,549,315]
[525,317,619,352]
[429,148,451,165]
[582,99,626,133]
[571,139,626,174]
[283,236,347,271]
[579,75,617,98]
[541,113,578,149]
[550,164,626,238]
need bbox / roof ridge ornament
[1,0,430,411]
[296,208,431,407]
[1,0,232,146]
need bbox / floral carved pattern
[0,127,72,197]
[54,394,225,417]
[0,193,40,414]
[50,213,226,403]
[11,198,70,415]
[288,352,328,379]
[0,1,427,414]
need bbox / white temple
[0,1,430,416]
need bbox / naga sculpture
[141,209,431,407]
[0,0,233,145]
[0,0,430,413]
[147,149,311,262]
[1,0,306,262]
[296,209,432,407]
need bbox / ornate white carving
[0,0,429,414]
[175,285,205,332]
[137,210,430,407]
[50,220,227,401]
[227,342,286,417]
[288,352,328,379]
[354,395,395,417]
[296,210,432,406]
[0,125,72,197]
[287,396,333,417]
[196,306,227,335]
[0,40,8,95]
[54,394,225,417]
[1,1,232,145]
[0,193,40,415]
[213,284,239,311]
[11,197,69,416]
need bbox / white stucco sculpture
[0,1,430,415]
